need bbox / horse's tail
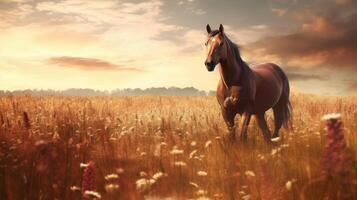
[274,65,292,129]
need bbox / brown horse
[204,24,292,142]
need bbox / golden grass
[0,94,356,199]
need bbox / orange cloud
[245,14,357,71]
[48,56,141,71]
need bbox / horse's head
[204,24,227,72]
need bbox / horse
[204,24,292,142]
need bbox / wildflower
[189,182,199,188]
[320,114,356,199]
[322,113,341,121]
[35,140,46,146]
[191,141,197,146]
[197,171,208,176]
[245,170,255,177]
[70,185,81,192]
[196,189,207,196]
[140,171,147,177]
[205,140,212,148]
[136,178,155,192]
[104,174,119,181]
[170,146,184,155]
[257,154,265,160]
[105,184,119,193]
[52,132,60,141]
[285,181,292,191]
[80,163,89,169]
[152,171,166,180]
[82,161,96,193]
[242,194,251,200]
[271,147,282,156]
[83,190,101,199]
[116,168,124,174]
[174,161,187,167]
[140,152,147,157]
[271,137,280,142]
[189,150,198,159]
[321,114,347,175]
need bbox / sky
[0,0,356,95]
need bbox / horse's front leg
[240,112,251,141]
[221,107,236,141]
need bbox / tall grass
[0,94,356,199]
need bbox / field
[0,94,356,200]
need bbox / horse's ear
[206,24,211,34]
[219,24,224,33]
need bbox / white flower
[140,171,147,177]
[189,150,198,159]
[322,113,341,120]
[116,168,124,174]
[271,147,282,156]
[196,189,207,196]
[136,178,155,192]
[197,171,208,176]
[242,194,251,200]
[271,137,280,142]
[174,161,187,167]
[80,163,89,169]
[244,170,255,177]
[191,141,197,146]
[205,140,212,148]
[170,146,184,155]
[285,181,293,191]
[189,182,199,188]
[105,184,119,192]
[285,179,297,191]
[83,190,102,199]
[152,171,166,180]
[70,185,81,192]
[105,174,119,181]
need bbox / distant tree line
[0,87,217,96]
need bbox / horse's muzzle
[205,61,216,72]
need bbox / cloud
[48,56,141,71]
[334,0,353,5]
[286,72,327,81]
[245,13,357,71]
[347,80,357,92]
[271,8,288,17]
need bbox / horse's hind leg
[240,112,251,141]
[256,113,271,142]
[272,105,283,138]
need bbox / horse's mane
[223,33,255,100]
[223,33,251,74]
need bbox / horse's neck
[219,48,243,90]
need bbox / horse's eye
[219,42,223,47]
[205,42,208,46]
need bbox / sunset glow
[0,0,356,95]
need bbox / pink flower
[82,161,96,194]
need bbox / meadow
[0,94,356,200]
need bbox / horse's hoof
[272,132,279,138]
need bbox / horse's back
[251,63,285,113]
